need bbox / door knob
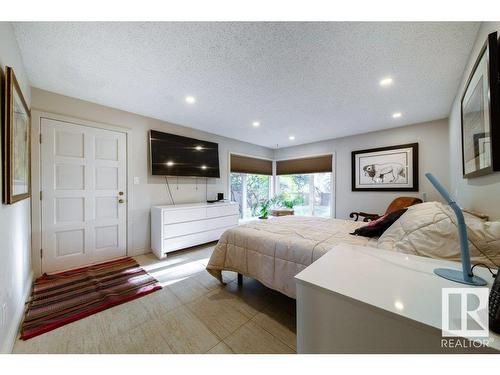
[118,199,125,204]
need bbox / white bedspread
[206,216,378,298]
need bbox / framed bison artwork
[351,143,418,191]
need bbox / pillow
[377,201,500,269]
[350,208,407,238]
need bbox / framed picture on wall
[2,66,31,204]
[352,143,418,191]
[461,31,500,178]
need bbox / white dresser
[151,201,239,259]
[295,244,500,354]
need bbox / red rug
[20,257,161,340]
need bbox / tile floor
[13,243,297,354]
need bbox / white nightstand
[295,244,500,354]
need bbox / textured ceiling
[13,22,479,148]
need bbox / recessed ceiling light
[201,165,207,170]
[289,135,295,141]
[252,121,260,127]
[166,161,174,166]
[379,77,393,87]
[392,112,402,119]
[185,96,196,104]
[195,145,203,151]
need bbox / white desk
[295,244,500,353]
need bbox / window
[230,153,333,219]
[230,154,273,219]
[277,172,331,217]
[231,173,271,219]
[276,154,333,218]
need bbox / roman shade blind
[230,154,273,175]
[276,155,332,175]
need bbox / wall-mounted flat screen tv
[150,130,220,178]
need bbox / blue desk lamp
[425,173,486,286]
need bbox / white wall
[31,88,273,260]
[31,86,451,261]
[0,22,32,353]
[449,22,500,220]
[0,21,484,352]
[274,119,450,219]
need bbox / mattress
[206,215,378,298]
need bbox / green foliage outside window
[230,173,270,218]
[231,171,331,219]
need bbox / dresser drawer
[163,215,238,238]
[162,226,231,253]
[206,204,239,218]
[163,207,207,224]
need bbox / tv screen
[150,130,220,178]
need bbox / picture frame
[461,32,500,178]
[2,66,31,204]
[351,143,418,191]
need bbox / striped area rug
[21,257,161,340]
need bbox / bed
[206,202,500,299]
[206,215,378,298]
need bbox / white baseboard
[0,272,33,354]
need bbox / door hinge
[40,191,42,200]
[39,134,42,144]
[40,249,43,258]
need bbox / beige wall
[0,22,32,353]
[31,88,274,258]
[274,119,450,219]
[449,22,500,220]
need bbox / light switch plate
[134,177,140,185]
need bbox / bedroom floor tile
[192,269,237,290]
[152,262,208,287]
[205,288,260,319]
[252,306,297,350]
[168,276,210,303]
[206,342,234,354]
[13,243,297,354]
[105,318,174,354]
[186,290,251,339]
[158,305,220,353]
[13,314,109,354]
[95,298,154,337]
[138,286,183,318]
[13,326,76,354]
[54,313,110,354]
[268,293,297,317]
[170,243,216,262]
[224,321,295,354]
[223,277,276,313]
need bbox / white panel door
[41,118,127,273]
